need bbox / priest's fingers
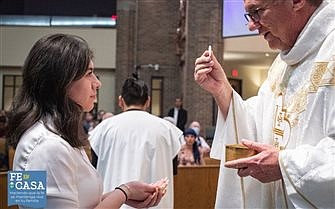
[194,51,211,65]
[194,68,212,83]
[194,57,212,74]
[224,156,254,169]
[249,171,269,183]
[241,139,276,152]
[194,62,213,73]
[237,167,251,177]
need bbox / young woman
[7,34,167,209]
[178,128,204,166]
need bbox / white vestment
[89,110,182,209]
[14,121,103,209]
[211,1,335,208]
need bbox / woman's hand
[125,178,168,208]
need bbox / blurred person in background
[90,77,182,209]
[189,121,211,155]
[167,97,187,131]
[178,128,205,166]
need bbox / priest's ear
[292,0,307,11]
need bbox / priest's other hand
[224,139,283,183]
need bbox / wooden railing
[174,165,220,209]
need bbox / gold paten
[225,144,257,162]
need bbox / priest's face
[244,0,301,51]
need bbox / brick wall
[116,0,223,134]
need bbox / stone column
[183,0,223,128]
[115,0,137,111]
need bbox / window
[151,77,163,117]
[222,0,257,37]
[2,75,22,110]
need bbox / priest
[194,0,335,208]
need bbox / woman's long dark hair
[7,34,93,148]
[192,142,201,165]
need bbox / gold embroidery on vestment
[271,61,331,148]
[319,65,335,86]
[309,62,328,92]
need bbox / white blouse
[13,121,103,209]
